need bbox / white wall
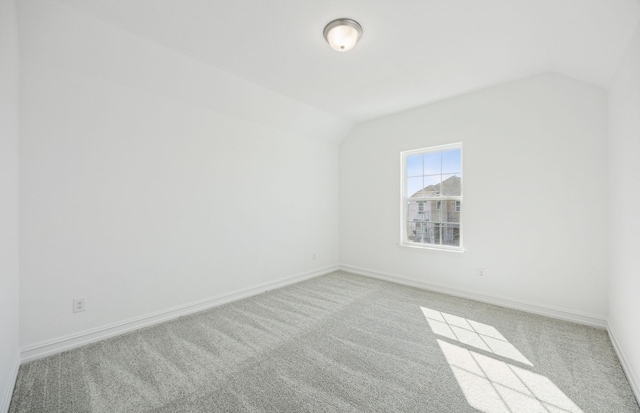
[340,73,608,320]
[608,24,640,398]
[18,0,342,351]
[0,0,21,410]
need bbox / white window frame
[400,143,463,252]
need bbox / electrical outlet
[477,268,486,278]
[73,298,86,313]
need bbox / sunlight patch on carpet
[421,306,532,366]
[420,305,584,413]
[437,340,583,413]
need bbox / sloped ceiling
[50,0,640,124]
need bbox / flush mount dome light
[323,18,362,52]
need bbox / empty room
[1,0,639,411]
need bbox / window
[401,143,462,250]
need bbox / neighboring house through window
[401,143,463,250]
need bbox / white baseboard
[1,355,20,413]
[20,265,339,363]
[340,264,607,328]
[608,325,640,404]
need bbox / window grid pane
[403,145,462,248]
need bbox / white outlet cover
[73,298,86,313]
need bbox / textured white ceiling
[53,0,640,123]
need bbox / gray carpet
[9,271,640,412]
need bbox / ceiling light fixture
[323,18,362,52]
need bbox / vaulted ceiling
[51,0,640,123]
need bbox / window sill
[396,243,465,254]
